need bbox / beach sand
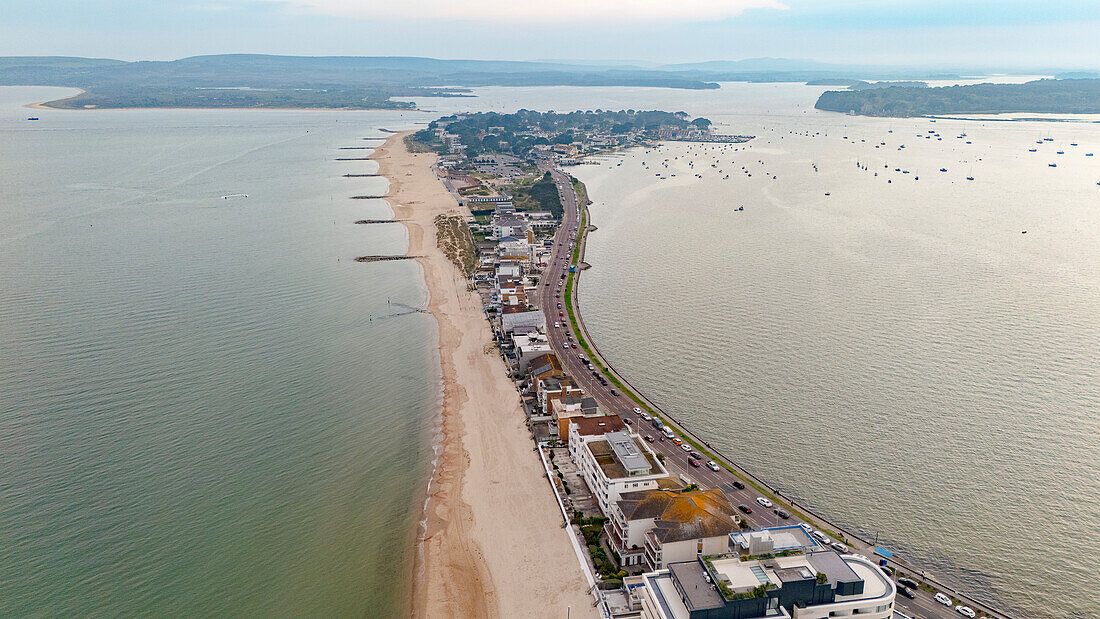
[370,134,596,619]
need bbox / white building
[512,332,554,372]
[608,488,738,569]
[637,552,896,619]
[569,428,669,516]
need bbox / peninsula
[0,55,719,110]
[381,109,1015,619]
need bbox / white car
[553,322,560,328]
[633,407,642,414]
[680,443,691,452]
[756,497,773,508]
[707,460,721,472]
[813,530,830,544]
[955,606,975,618]
[935,592,952,606]
[799,523,813,535]
[639,412,651,422]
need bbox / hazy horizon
[3,1,1099,69]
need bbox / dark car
[897,578,919,590]
[644,435,654,442]
[732,480,746,490]
[738,505,753,514]
[774,509,790,519]
[690,452,702,460]
[623,418,633,425]
[897,586,915,599]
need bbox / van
[663,427,675,439]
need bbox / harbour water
[562,87,1100,617]
[0,87,438,615]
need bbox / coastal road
[533,164,966,619]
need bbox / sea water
[0,87,438,615]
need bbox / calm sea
[4,80,1097,617]
[1,87,439,615]
[560,85,1100,617]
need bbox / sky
[1,0,1098,69]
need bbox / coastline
[560,157,1014,619]
[369,134,596,618]
[23,88,85,109]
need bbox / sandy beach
[370,134,596,619]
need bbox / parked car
[738,505,753,514]
[897,586,915,599]
[935,592,952,606]
[731,480,745,490]
[897,578,919,590]
[756,497,773,508]
[707,460,721,472]
[955,606,976,618]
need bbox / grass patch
[435,214,478,276]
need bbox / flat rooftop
[733,525,821,552]
[607,430,650,473]
[586,434,662,479]
[669,561,724,611]
[708,551,890,601]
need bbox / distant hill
[0,55,719,110]
[814,78,1100,117]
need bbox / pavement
[530,163,988,619]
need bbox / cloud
[250,0,789,22]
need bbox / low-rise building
[571,429,669,515]
[537,375,583,412]
[550,395,601,440]
[513,332,553,372]
[638,551,895,619]
[608,488,739,569]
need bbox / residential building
[550,395,601,440]
[637,551,896,619]
[570,429,669,515]
[608,488,739,569]
[501,310,545,334]
[537,375,583,412]
[512,332,554,372]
